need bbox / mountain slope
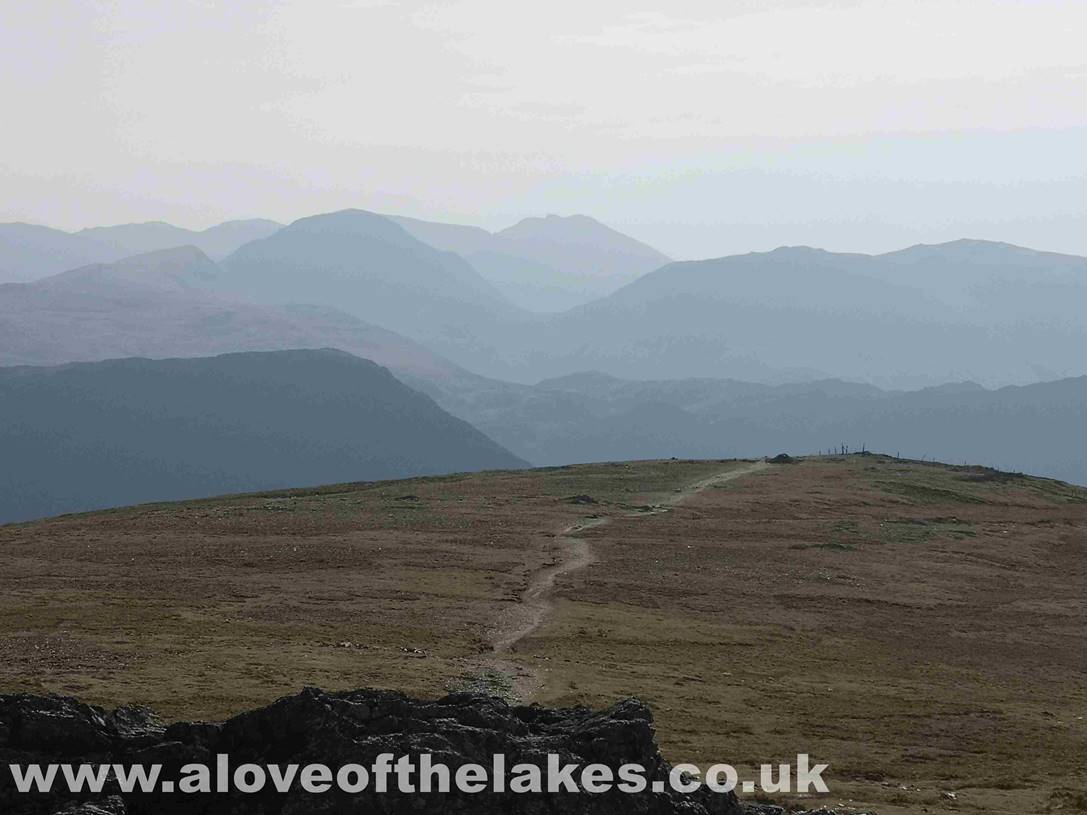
[391,213,671,311]
[0,246,478,384]
[218,210,522,342]
[876,238,1087,319]
[497,213,670,279]
[466,369,1087,486]
[78,218,282,260]
[388,215,497,257]
[439,240,1087,387]
[0,223,118,282]
[0,219,282,283]
[33,244,221,293]
[0,349,526,523]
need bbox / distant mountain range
[77,218,282,260]
[3,207,1086,501]
[2,211,670,312]
[0,223,109,282]
[391,213,670,311]
[421,240,1087,388]
[0,349,525,524]
[471,370,1086,487]
[0,245,473,383]
[7,211,1087,394]
[0,219,281,282]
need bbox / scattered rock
[0,688,742,814]
[52,798,127,815]
[566,494,598,505]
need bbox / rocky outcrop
[0,687,743,815]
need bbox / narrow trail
[491,516,607,654]
[474,460,770,701]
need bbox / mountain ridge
[0,245,484,385]
[216,209,525,346]
[428,237,1087,387]
[77,217,282,260]
[391,211,671,311]
[0,348,526,523]
[0,218,282,283]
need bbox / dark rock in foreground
[0,687,742,814]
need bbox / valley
[6,7,1086,814]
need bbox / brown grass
[2,455,1085,814]
[0,460,728,716]
[519,456,1087,814]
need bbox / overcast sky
[2,0,1086,258]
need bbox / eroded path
[491,516,606,654]
[476,460,769,700]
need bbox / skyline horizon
[5,2,1086,260]
[7,203,1087,265]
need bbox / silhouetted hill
[391,213,670,311]
[78,218,282,260]
[0,349,526,523]
[218,210,523,343]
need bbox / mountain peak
[765,245,828,256]
[501,213,641,240]
[496,214,670,274]
[881,238,1087,267]
[284,209,417,244]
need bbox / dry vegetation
[2,455,1086,814]
[0,461,728,714]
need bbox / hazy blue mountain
[427,240,1087,388]
[0,246,479,384]
[434,369,1087,485]
[698,374,1087,486]
[0,223,118,282]
[217,210,524,345]
[389,215,497,257]
[876,238,1087,322]
[32,244,221,293]
[0,219,282,283]
[78,218,282,260]
[0,349,526,524]
[391,213,670,311]
[536,370,885,411]
[6,237,1085,488]
[76,221,201,255]
[496,213,670,280]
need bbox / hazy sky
[3,0,1086,258]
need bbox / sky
[2,0,1086,259]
